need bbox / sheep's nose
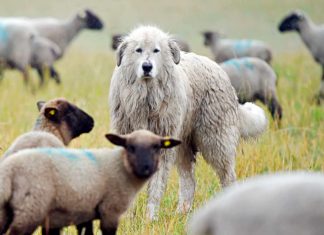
[142,62,153,73]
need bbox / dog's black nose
[142,62,153,73]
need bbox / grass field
[0,0,324,234]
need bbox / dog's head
[116,26,181,81]
[106,129,181,179]
[36,98,94,145]
[78,9,104,30]
[278,10,305,32]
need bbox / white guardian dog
[109,26,267,220]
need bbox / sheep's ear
[168,40,180,64]
[160,137,181,149]
[37,101,46,111]
[105,133,127,147]
[116,42,128,67]
[44,107,59,122]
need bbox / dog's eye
[153,48,160,53]
[135,48,142,53]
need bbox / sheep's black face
[126,145,161,179]
[62,104,94,138]
[38,98,94,138]
[279,12,303,32]
[84,10,104,30]
[203,31,214,46]
[106,130,182,180]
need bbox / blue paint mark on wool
[234,40,253,54]
[0,24,8,43]
[223,58,254,72]
[37,148,97,163]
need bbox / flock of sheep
[0,7,323,235]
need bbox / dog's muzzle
[142,61,153,77]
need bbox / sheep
[278,10,324,102]
[220,57,282,120]
[0,129,181,235]
[202,31,272,63]
[1,9,103,84]
[109,25,267,220]
[30,36,62,85]
[3,97,94,158]
[188,172,324,235]
[111,33,191,52]
[0,20,61,86]
[0,19,36,84]
[29,9,104,82]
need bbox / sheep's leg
[176,144,196,214]
[42,227,60,235]
[317,66,324,104]
[98,203,118,235]
[146,152,173,220]
[36,67,45,86]
[50,66,61,84]
[0,203,13,234]
[76,221,93,235]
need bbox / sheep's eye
[136,48,142,53]
[153,48,160,53]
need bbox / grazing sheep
[111,33,191,52]
[0,20,62,85]
[3,98,94,158]
[279,10,324,101]
[188,172,324,235]
[220,57,282,120]
[0,130,181,235]
[202,31,272,63]
[0,20,35,84]
[109,25,267,220]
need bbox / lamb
[3,97,94,158]
[0,20,61,85]
[0,130,181,235]
[279,10,324,102]
[202,31,272,63]
[111,33,191,52]
[188,172,324,235]
[220,57,282,120]
[30,36,62,85]
[109,25,268,220]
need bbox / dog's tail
[238,102,267,139]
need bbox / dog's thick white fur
[109,26,267,219]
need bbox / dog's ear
[168,39,180,64]
[116,42,128,66]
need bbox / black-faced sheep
[3,98,94,157]
[279,10,324,102]
[0,130,181,235]
[203,31,272,63]
[220,57,282,120]
[188,172,324,235]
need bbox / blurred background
[1,0,323,55]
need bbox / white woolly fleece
[238,102,267,139]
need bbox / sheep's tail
[238,102,267,139]
[0,170,13,233]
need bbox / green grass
[0,0,324,234]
